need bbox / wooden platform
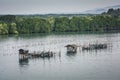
[18,49,60,59]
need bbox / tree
[47,17,55,31]
[54,17,70,32]
[0,15,16,23]
[9,23,18,34]
[0,23,8,34]
[70,17,80,32]
[102,8,120,17]
[38,19,51,33]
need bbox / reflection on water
[19,58,29,67]
[18,53,62,69]
[66,52,77,57]
[0,32,120,80]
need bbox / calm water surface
[0,33,120,80]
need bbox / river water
[0,33,120,80]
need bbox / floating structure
[19,49,29,54]
[65,44,78,53]
[18,42,109,60]
[19,49,29,59]
[30,51,54,58]
[18,49,57,59]
[82,43,108,50]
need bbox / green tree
[70,17,80,32]
[54,17,70,32]
[0,23,8,34]
[47,17,55,31]
[9,22,18,34]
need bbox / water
[0,33,120,80]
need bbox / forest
[0,8,120,35]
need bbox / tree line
[0,8,120,35]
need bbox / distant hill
[83,5,120,14]
[14,14,97,18]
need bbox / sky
[0,0,120,14]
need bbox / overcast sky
[0,0,120,14]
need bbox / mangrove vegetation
[0,8,120,35]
